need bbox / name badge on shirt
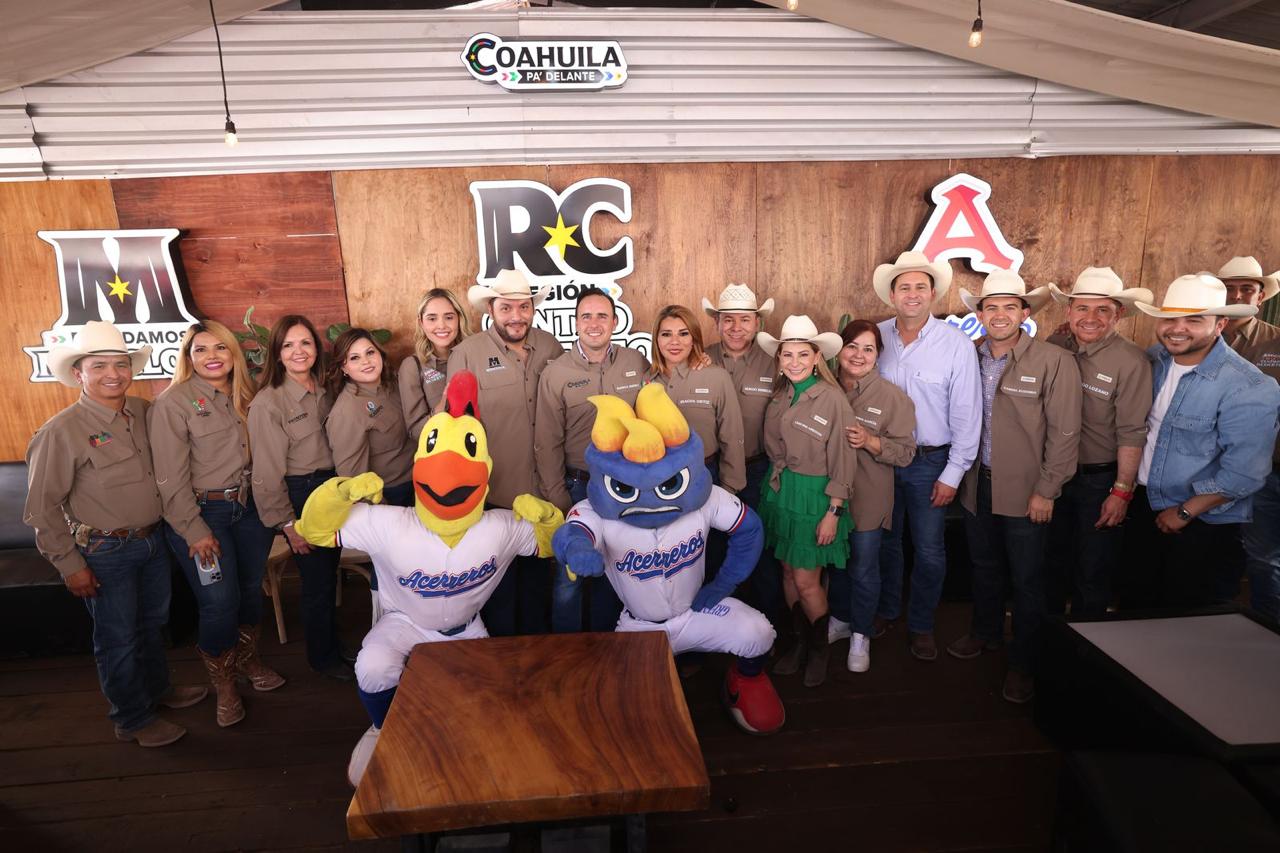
[1020,375,1037,383]
[287,412,308,424]
[422,368,445,384]
[366,401,383,417]
[624,370,638,378]
[694,387,710,394]
[813,414,829,426]
[1096,373,1114,383]
[567,379,590,389]
[88,431,113,448]
[867,406,882,415]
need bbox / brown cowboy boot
[772,603,809,676]
[803,613,830,688]
[235,625,286,692]
[199,647,246,727]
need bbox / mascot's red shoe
[724,663,785,735]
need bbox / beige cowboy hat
[701,283,775,318]
[755,314,844,360]
[1216,256,1280,302]
[960,269,1051,314]
[871,251,953,307]
[1135,273,1258,319]
[47,320,152,388]
[1048,267,1153,308]
[467,268,549,312]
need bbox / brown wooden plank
[347,631,709,839]
[110,173,339,238]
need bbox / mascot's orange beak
[413,451,488,520]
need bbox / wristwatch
[1175,504,1193,522]
[826,505,844,517]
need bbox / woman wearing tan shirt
[757,315,855,688]
[326,328,414,509]
[397,288,471,439]
[151,321,286,727]
[247,316,351,681]
[827,320,917,674]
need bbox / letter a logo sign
[911,173,1024,273]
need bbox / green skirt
[758,466,851,570]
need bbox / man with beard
[1119,273,1280,611]
[448,269,564,634]
[948,270,1081,705]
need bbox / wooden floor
[0,575,1058,852]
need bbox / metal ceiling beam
[1145,0,1266,30]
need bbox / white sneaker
[827,616,851,644]
[847,633,871,672]
[347,725,381,788]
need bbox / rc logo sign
[23,229,202,383]
[462,33,626,91]
[469,178,651,357]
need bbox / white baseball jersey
[337,504,537,632]
[563,486,748,624]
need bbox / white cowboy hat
[47,320,152,388]
[467,268,549,312]
[701,283,775,318]
[1048,267,1153,308]
[871,251,953,307]
[1216,256,1280,303]
[1135,273,1258,319]
[755,314,844,360]
[960,269,1051,314]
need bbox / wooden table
[346,631,710,844]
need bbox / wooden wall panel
[0,180,120,462]
[112,172,350,342]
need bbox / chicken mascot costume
[296,371,563,785]
[552,384,785,735]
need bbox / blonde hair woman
[149,320,285,728]
[398,288,472,439]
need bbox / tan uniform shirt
[707,341,777,462]
[1233,318,1280,464]
[962,334,1082,517]
[149,376,251,544]
[534,343,650,511]
[447,324,564,509]
[763,381,857,501]
[397,352,449,441]
[1229,317,1280,359]
[326,382,414,487]
[1048,331,1152,466]
[24,395,163,578]
[247,377,334,528]
[845,372,916,532]
[655,363,747,492]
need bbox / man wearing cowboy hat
[448,268,564,634]
[872,251,982,661]
[947,270,1081,705]
[24,321,207,746]
[1218,257,1280,621]
[1118,273,1280,611]
[1043,268,1154,617]
[705,283,785,631]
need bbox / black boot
[804,613,831,687]
[772,602,809,676]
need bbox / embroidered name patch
[624,370,637,377]
[286,412,308,424]
[694,387,710,394]
[813,414,829,426]
[868,406,882,415]
[1096,373,1114,383]
[422,368,445,383]
[191,397,211,416]
[487,357,502,369]
[1020,375,1037,383]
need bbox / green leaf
[372,328,392,344]
[326,323,350,342]
[252,323,270,342]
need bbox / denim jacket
[1145,337,1280,523]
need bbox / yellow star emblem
[105,274,133,303]
[542,214,581,259]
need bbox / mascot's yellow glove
[296,473,385,548]
[511,494,564,559]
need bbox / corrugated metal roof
[5,7,1279,180]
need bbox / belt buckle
[222,487,238,500]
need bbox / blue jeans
[166,496,276,656]
[81,528,173,732]
[1045,467,1124,617]
[828,527,885,638]
[285,470,342,669]
[1244,470,1280,621]
[878,447,949,633]
[551,472,622,633]
[964,469,1048,674]
[741,457,784,629]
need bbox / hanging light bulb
[968,1,984,48]
[210,0,239,147]
[786,0,799,10]
[224,118,238,147]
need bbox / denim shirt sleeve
[1193,371,1280,515]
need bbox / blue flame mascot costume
[297,371,564,785]
[552,384,785,734]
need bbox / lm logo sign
[24,229,201,382]
[469,178,650,357]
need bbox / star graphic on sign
[542,214,581,258]
[105,274,132,303]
